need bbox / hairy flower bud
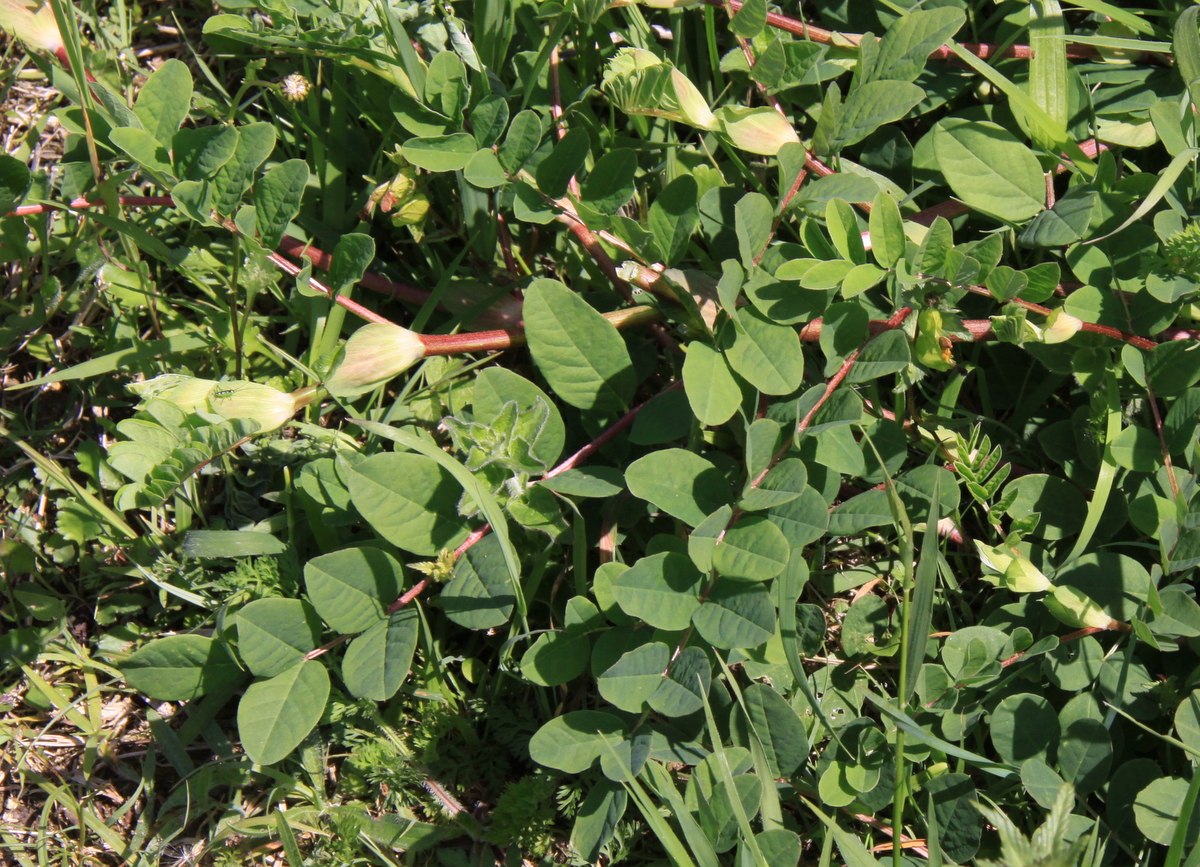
[671,69,717,131]
[128,374,220,414]
[280,73,312,102]
[0,0,63,55]
[717,106,801,156]
[324,323,427,397]
[1044,585,1113,630]
[1042,309,1083,344]
[206,381,302,433]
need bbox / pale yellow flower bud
[671,69,717,131]
[0,0,63,54]
[974,541,1013,574]
[1042,309,1083,344]
[1044,585,1113,630]
[1002,556,1053,593]
[128,374,220,414]
[323,323,427,397]
[205,381,301,433]
[718,106,801,156]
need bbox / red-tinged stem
[263,248,396,326]
[703,0,1101,61]
[413,304,662,357]
[10,194,174,216]
[386,578,431,613]
[274,234,429,306]
[1000,625,1114,668]
[1146,382,1181,500]
[55,46,97,83]
[963,284,1158,350]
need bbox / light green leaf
[724,308,805,395]
[523,279,635,413]
[828,80,924,152]
[684,342,743,427]
[134,59,192,145]
[237,660,330,765]
[869,8,966,83]
[598,642,670,712]
[121,635,240,701]
[931,119,1045,222]
[401,132,478,172]
[536,128,590,199]
[304,547,403,635]
[341,609,419,700]
[712,516,790,581]
[236,598,322,679]
[529,711,626,773]
[612,552,704,630]
[346,452,471,556]
[625,449,732,526]
[254,159,309,248]
[692,580,775,649]
[648,646,711,717]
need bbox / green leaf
[612,552,704,630]
[1019,188,1096,247]
[134,59,192,145]
[1146,342,1200,395]
[346,452,470,556]
[730,0,767,38]
[1110,425,1161,472]
[498,109,543,173]
[869,8,966,83]
[625,449,733,526]
[845,329,910,383]
[1136,777,1200,846]
[121,635,240,701]
[304,547,403,635]
[536,128,590,199]
[712,516,790,581]
[828,81,924,152]
[341,609,419,700]
[236,598,322,679]
[571,781,627,865]
[582,149,637,212]
[743,683,809,776]
[254,159,309,248]
[692,580,775,649]
[649,175,700,266]
[648,646,711,717]
[523,279,635,413]
[990,693,1059,765]
[826,198,865,265]
[327,233,376,296]
[684,342,742,426]
[1029,0,1069,153]
[931,119,1045,222]
[741,457,807,512]
[438,534,516,629]
[211,123,276,217]
[724,308,805,395]
[237,660,330,765]
[521,630,591,686]
[401,132,478,172]
[529,711,626,773]
[768,487,829,546]
[736,192,774,268]
[173,126,239,183]
[464,148,508,188]
[1056,718,1112,794]
[538,467,625,497]
[109,128,175,185]
[925,774,982,862]
[1176,6,1200,114]
[180,530,287,558]
[598,642,670,711]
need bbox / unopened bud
[1042,309,1083,344]
[1044,585,1112,630]
[718,106,801,156]
[639,0,701,7]
[671,69,717,131]
[0,0,63,54]
[974,541,1013,574]
[206,381,302,433]
[1002,556,1053,593]
[280,73,311,102]
[128,374,220,414]
[323,323,427,397]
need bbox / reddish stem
[704,0,1101,61]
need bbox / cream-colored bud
[974,541,1013,574]
[128,374,220,414]
[1042,309,1083,344]
[205,381,300,433]
[671,69,717,131]
[718,106,801,156]
[1002,556,1053,593]
[1044,585,1112,630]
[0,0,63,54]
[640,0,701,7]
[323,323,427,397]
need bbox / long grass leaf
[1030,0,1069,153]
[699,684,770,867]
[1065,368,1122,562]
[645,761,723,867]
[903,473,940,702]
